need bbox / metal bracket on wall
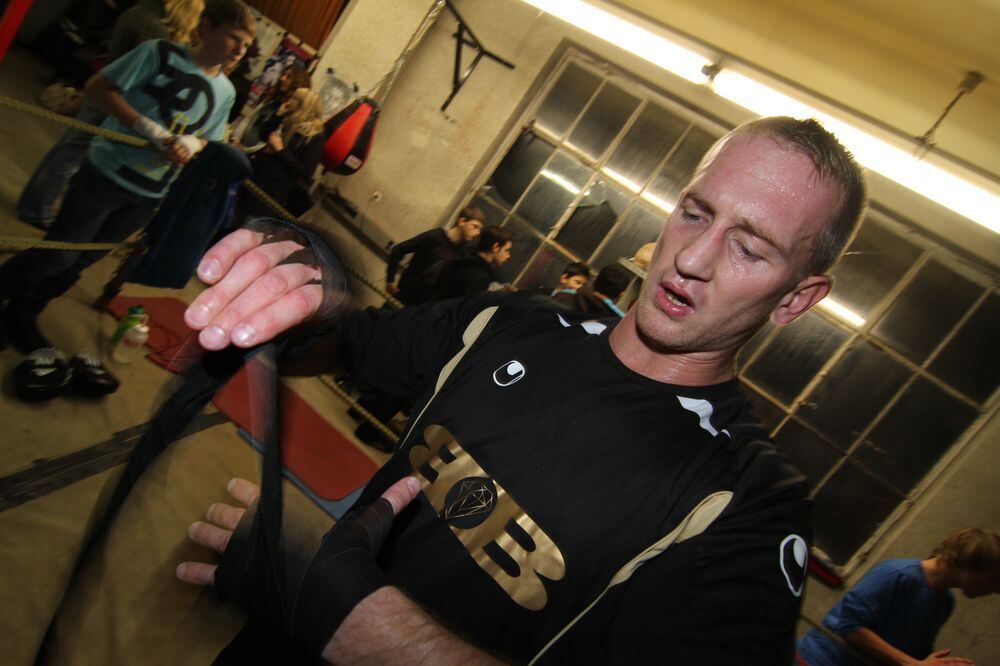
[440,0,515,111]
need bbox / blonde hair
[163,0,205,45]
[281,88,324,140]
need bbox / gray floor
[0,46,387,664]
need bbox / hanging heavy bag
[321,97,379,175]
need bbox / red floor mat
[109,296,377,500]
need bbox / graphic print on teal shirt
[89,39,235,198]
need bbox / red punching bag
[322,97,379,175]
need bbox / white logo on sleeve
[779,534,808,597]
[493,360,525,387]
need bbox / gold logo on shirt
[409,424,566,610]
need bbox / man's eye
[682,210,702,223]
[735,242,762,262]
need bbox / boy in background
[0,0,255,363]
[550,260,590,297]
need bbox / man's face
[633,134,841,356]
[560,274,588,290]
[956,567,1000,599]
[202,22,254,69]
[458,218,484,243]
[490,241,513,266]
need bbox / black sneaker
[14,347,72,401]
[70,354,120,397]
[1,307,51,355]
[354,421,397,454]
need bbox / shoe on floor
[71,354,120,397]
[1,307,52,355]
[14,347,72,401]
[354,421,397,454]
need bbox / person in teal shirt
[0,0,255,359]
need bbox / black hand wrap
[214,497,394,659]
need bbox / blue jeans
[0,161,158,317]
[16,102,107,224]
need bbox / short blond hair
[932,528,1000,573]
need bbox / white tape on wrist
[175,134,205,157]
[131,115,173,150]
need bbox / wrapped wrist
[131,115,172,150]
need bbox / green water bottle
[109,305,148,350]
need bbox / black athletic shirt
[341,293,811,664]
[385,228,464,305]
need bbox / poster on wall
[247,35,317,108]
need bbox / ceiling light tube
[521,0,1000,236]
[521,0,712,84]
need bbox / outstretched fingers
[186,238,320,349]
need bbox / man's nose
[674,226,720,281]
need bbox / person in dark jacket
[432,225,514,300]
[385,207,484,306]
[240,87,326,219]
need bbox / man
[0,0,254,359]
[177,116,866,663]
[386,206,485,305]
[798,528,1000,666]
[431,224,515,300]
[552,263,630,317]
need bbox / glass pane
[812,462,902,564]
[828,218,922,320]
[534,63,602,139]
[489,130,555,209]
[496,217,543,284]
[645,125,717,210]
[566,82,640,162]
[604,103,688,191]
[929,291,1000,403]
[467,193,508,227]
[873,259,980,364]
[515,244,573,294]
[744,311,850,406]
[589,200,665,269]
[741,386,786,435]
[554,180,630,260]
[773,419,842,490]
[854,377,979,495]
[797,340,911,449]
[513,151,591,235]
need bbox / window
[471,51,999,571]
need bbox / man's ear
[770,275,830,326]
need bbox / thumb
[380,476,421,516]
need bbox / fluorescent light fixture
[541,168,582,195]
[815,296,866,328]
[600,166,642,193]
[639,190,675,214]
[521,0,711,84]
[713,71,1000,234]
[520,0,1000,236]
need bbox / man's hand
[184,227,325,350]
[267,131,285,152]
[161,136,191,165]
[177,476,420,586]
[916,649,975,665]
[176,478,259,585]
